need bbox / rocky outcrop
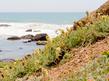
[7,33,48,42]
[73,0,109,30]
[22,33,48,43]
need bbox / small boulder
[26,29,32,32]
[31,33,48,41]
[0,50,2,52]
[0,24,10,27]
[7,36,21,40]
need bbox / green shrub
[65,16,109,48]
[102,51,109,57]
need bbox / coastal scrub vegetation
[39,15,109,66]
[65,53,109,81]
[0,16,109,81]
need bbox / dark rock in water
[0,50,2,52]
[23,40,32,43]
[36,41,47,45]
[7,36,21,40]
[0,24,11,27]
[26,29,32,32]
[31,33,48,41]
[19,47,23,50]
[23,41,28,43]
[21,34,34,39]
[0,59,15,62]
[21,33,48,43]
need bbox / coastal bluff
[73,0,109,30]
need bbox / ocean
[0,12,85,60]
[0,12,85,24]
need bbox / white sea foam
[0,22,72,38]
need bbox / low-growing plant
[65,54,109,81]
[65,16,109,48]
[102,51,109,57]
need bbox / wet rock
[0,24,11,27]
[31,33,48,41]
[0,50,2,52]
[19,47,23,50]
[22,33,48,43]
[23,40,32,43]
[26,29,32,32]
[7,36,21,40]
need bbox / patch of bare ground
[47,37,109,81]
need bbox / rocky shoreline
[7,33,48,45]
[0,23,71,61]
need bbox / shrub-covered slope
[0,16,109,81]
[1,1,109,80]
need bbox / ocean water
[0,38,44,60]
[0,12,85,60]
[0,12,85,24]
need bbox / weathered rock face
[7,36,21,40]
[73,1,109,30]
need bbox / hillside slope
[16,1,109,81]
[16,16,109,81]
[48,37,109,81]
[73,0,109,30]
